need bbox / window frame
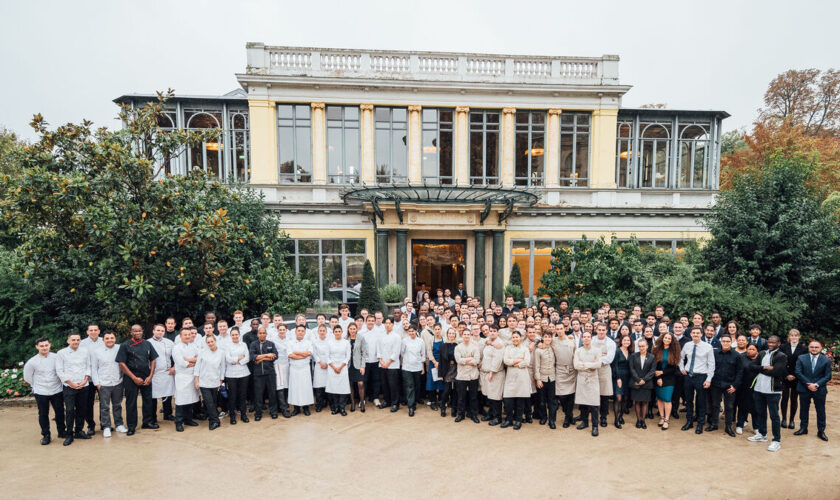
[276,104,313,184]
[326,105,361,185]
[514,110,546,187]
[374,106,409,184]
[558,112,591,187]
[291,239,367,305]
[421,108,454,184]
[469,109,501,185]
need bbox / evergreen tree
[509,262,523,289]
[357,259,384,313]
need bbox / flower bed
[1,363,31,398]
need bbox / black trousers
[536,381,558,421]
[84,382,97,428]
[226,376,249,416]
[328,393,348,410]
[364,362,381,401]
[402,370,422,409]
[683,374,708,423]
[455,379,479,417]
[276,388,289,412]
[62,385,89,435]
[200,387,220,425]
[123,379,154,430]
[35,393,65,437]
[710,386,736,426]
[582,404,600,425]
[252,375,278,416]
[781,380,799,421]
[487,399,503,420]
[558,394,575,420]
[799,391,827,432]
[503,397,527,422]
[672,373,685,409]
[151,396,173,421]
[175,403,194,424]
[736,388,756,427]
[381,369,400,406]
[441,382,454,409]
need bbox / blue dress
[611,349,630,396]
[426,340,445,391]
[655,350,675,402]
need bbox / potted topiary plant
[504,283,524,306]
[380,283,405,310]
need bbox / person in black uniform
[438,329,458,417]
[116,324,159,435]
[780,328,807,429]
[709,335,743,436]
[249,326,279,420]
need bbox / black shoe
[793,428,808,436]
[646,410,654,420]
[640,421,647,429]
[695,424,703,434]
[591,426,599,437]
[817,431,828,441]
[175,423,184,432]
[195,414,207,421]
[184,420,199,427]
[539,418,547,425]
[725,425,735,437]
[240,415,250,423]
[562,417,571,428]
[390,405,399,413]
[619,415,625,425]
[408,408,415,417]
[454,415,464,422]
[441,409,447,418]
[788,421,796,429]
[254,414,262,421]
[615,419,622,429]
[513,420,522,430]
[230,415,237,425]
[270,414,278,419]
[40,435,51,445]
[340,409,347,416]
[430,402,439,411]
[63,435,73,446]
[471,416,480,424]
[209,422,220,431]
[600,417,607,428]
[500,420,512,428]
[86,426,95,437]
[360,402,365,413]
[576,421,589,430]
[481,414,492,422]
[141,423,160,430]
[780,419,787,428]
[315,405,323,413]
[303,407,311,416]
[126,429,135,436]
[636,421,642,429]
[573,415,582,423]
[74,431,91,440]
[549,421,556,429]
[163,415,175,421]
[681,420,694,431]
[282,410,292,418]
[330,409,338,415]
[489,418,501,426]
[290,408,300,417]
[525,416,533,424]
[706,424,717,432]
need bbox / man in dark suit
[454,282,467,301]
[780,329,808,429]
[747,324,768,351]
[794,340,832,441]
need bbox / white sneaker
[747,434,768,442]
[103,428,112,438]
[754,429,762,435]
[219,411,227,418]
[374,398,381,407]
[767,441,781,452]
[735,426,743,435]
[115,425,128,433]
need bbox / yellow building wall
[247,99,278,184]
[590,108,618,189]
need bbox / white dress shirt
[91,345,123,387]
[678,341,716,383]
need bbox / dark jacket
[780,342,808,379]
[747,349,787,393]
[654,348,679,387]
[439,342,458,382]
[739,353,761,391]
[711,348,743,389]
[795,353,832,396]
[629,352,656,390]
[249,340,278,376]
[748,336,768,352]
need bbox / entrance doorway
[411,240,466,303]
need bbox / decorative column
[500,107,516,186]
[407,105,422,184]
[491,229,505,304]
[360,104,375,183]
[310,102,326,184]
[375,229,390,288]
[545,109,562,187]
[454,106,470,186]
[395,229,408,296]
[473,230,487,301]
[246,99,278,184]
[590,108,619,189]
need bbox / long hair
[654,332,681,366]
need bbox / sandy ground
[1,393,838,499]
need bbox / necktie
[812,356,817,372]
[688,345,697,376]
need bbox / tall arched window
[185,111,223,177]
[640,123,670,188]
[615,121,633,188]
[678,124,709,189]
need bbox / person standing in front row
[116,324,159,435]
[149,324,175,425]
[679,326,715,435]
[377,318,403,412]
[91,331,127,438]
[454,330,481,423]
[172,329,200,431]
[194,333,225,430]
[479,325,506,426]
[709,335,742,436]
[747,335,787,452]
[23,337,65,445]
[502,331,531,430]
[326,325,352,416]
[249,326,279,421]
[573,331,602,437]
[55,332,92,446]
[400,326,426,417]
[225,328,251,424]
[794,340,831,442]
[629,337,656,429]
[79,324,102,437]
[780,329,807,430]
[287,325,314,416]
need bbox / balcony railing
[245,44,620,86]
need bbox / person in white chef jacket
[194,334,226,430]
[287,325,315,415]
[269,323,292,418]
[325,325,352,416]
[311,324,331,412]
[224,327,251,424]
[149,324,175,424]
[171,329,201,432]
[24,337,66,445]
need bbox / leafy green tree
[0,92,312,336]
[357,260,384,313]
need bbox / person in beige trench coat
[574,331,602,437]
[552,330,577,427]
[502,331,531,430]
[479,325,506,426]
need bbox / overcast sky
[2,0,838,140]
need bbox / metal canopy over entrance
[341,184,538,224]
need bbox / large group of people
[23,289,833,452]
